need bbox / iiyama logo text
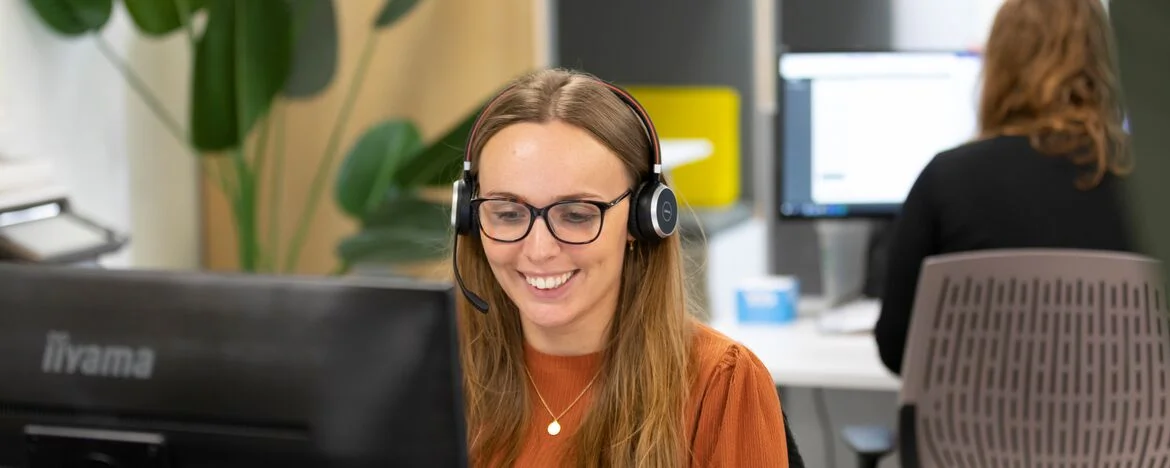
[41,331,155,380]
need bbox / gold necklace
[524,367,602,436]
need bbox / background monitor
[777,50,983,218]
[0,264,466,467]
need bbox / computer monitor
[0,264,466,467]
[777,50,983,218]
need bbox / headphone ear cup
[628,180,679,242]
[452,178,476,235]
[627,181,650,241]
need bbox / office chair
[890,249,1170,467]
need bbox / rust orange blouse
[512,322,790,467]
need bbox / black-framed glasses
[472,190,632,244]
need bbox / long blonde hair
[454,69,693,467]
[978,0,1131,189]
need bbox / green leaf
[27,0,113,36]
[334,120,424,218]
[283,0,338,98]
[336,196,451,265]
[374,0,420,28]
[122,0,205,36]
[190,0,238,150]
[393,105,483,187]
[190,0,294,152]
[337,227,450,265]
[359,188,449,229]
[67,0,111,30]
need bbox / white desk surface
[712,317,902,392]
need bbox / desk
[713,318,902,392]
[702,217,900,392]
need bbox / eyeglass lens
[478,200,604,243]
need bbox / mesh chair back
[898,249,1170,467]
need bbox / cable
[812,387,837,468]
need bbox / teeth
[525,271,574,290]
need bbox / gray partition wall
[781,0,893,52]
[1111,1,1170,277]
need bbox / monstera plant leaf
[335,120,424,217]
[122,0,206,36]
[190,0,294,151]
[392,105,482,187]
[332,105,480,267]
[27,0,113,36]
[336,192,451,265]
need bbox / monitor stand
[814,219,872,308]
[812,219,893,334]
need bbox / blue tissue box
[736,276,799,324]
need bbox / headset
[451,76,679,313]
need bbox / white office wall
[0,2,199,270]
[892,0,1004,50]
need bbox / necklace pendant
[547,420,562,436]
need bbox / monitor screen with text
[778,51,982,218]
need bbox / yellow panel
[624,86,741,208]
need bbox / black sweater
[874,135,1135,375]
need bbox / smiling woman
[451,68,791,468]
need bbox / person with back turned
[449,68,790,467]
[875,0,1135,376]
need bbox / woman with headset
[450,68,790,467]
[875,0,1135,375]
